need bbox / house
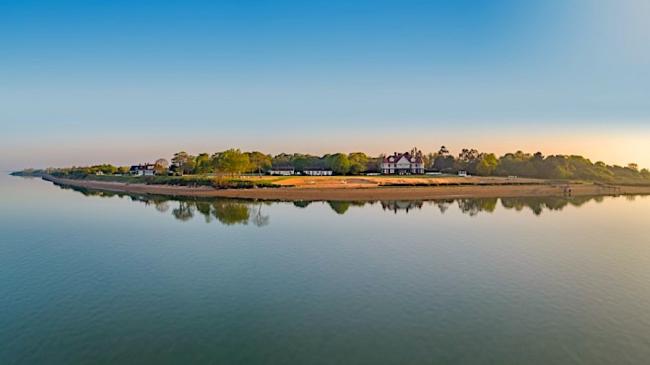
[381,200,424,213]
[381,151,425,175]
[130,163,156,176]
[267,166,295,176]
[303,168,333,176]
[458,170,468,177]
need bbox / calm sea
[2,174,650,364]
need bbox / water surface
[2,175,650,364]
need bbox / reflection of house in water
[381,200,424,213]
[53,181,627,223]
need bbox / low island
[16,174,649,202]
[13,147,650,201]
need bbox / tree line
[428,146,650,184]
[168,146,650,184]
[170,149,372,176]
[15,146,650,185]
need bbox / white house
[303,168,333,176]
[381,152,425,175]
[268,167,295,176]
[130,164,156,176]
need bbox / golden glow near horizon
[2,129,649,170]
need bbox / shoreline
[41,175,650,201]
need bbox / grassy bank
[43,174,650,201]
[14,169,650,190]
[50,173,285,189]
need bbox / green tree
[290,154,313,172]
[327,153,351,175]
[271,153,292,167]
[475,153,499,176]
[246,151,272,175]
[368,155,384,172]
[423,152,436,169]
[457,148,480,173]
[497,151,536,177]
[92,164,117,175]
[172,151,196,175]
[348,152,368,174]
[194,153,212,174]
[214,149,250,175]
[432,145,455,172]
[433,154,455,172]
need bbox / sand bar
[43,175,650,201]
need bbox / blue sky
[1,0,649,170]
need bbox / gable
[395,156,412,165]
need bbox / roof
[269,166,294,171]
[130,163,156,171]
[383,152,423,164]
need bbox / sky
[1,0,649,170]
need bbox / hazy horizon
[2,0,649,171]
[4,129,650,172]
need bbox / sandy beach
[43,175,650,201]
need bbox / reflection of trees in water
[456,198,498,216]
[153,200,170,213]
[172,201,194,222]
[500,196,594,216]
[424,196,605,216]
[211,201,250,225]
[194,202,212,222]
[58,183,272,226]
[293,201,311,208]
[328,201,350,215]
[55,184,122,198]
[162,195,612,220]
[327,201,366,215]
[432,200,454,214]
[381,200,424,214]
[251,204,270,227]
[56,182,642,223]
[170,200,270,226]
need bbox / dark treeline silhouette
[15,146,650,185]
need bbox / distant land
[11,146,650,201]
